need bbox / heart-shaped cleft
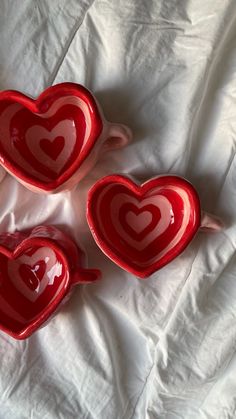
[87,174,205,278]
[0,83,132,193]
[0,225,100,339]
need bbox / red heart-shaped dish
[87,175,202,278]
[0,83,132,193]
[0,225,100,339]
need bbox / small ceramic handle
[103,123,132,152]
[200,211,224,232]
[71,268,101,285]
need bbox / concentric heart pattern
[0,226,100,339]
[0,83,103,191]
[87,175,201,278]
[0,242,68,338]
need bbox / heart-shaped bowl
[0,83,132,193]
[0,225,100,339]
[87,174,222,278]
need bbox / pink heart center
[40,136,65,160]
[19,260,46,291]
[126,210,152,233]
[119,203,161,241]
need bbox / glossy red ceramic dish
[87,174,222,278]
[0,83,132,193]
[0,225,100,339]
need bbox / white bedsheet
[0,1,236,418]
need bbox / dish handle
[71,268,101,286]
[200,212,224,232]
[102,122,132,152]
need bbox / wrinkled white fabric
[0,0,236,418]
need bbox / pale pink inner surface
[126,210,152,233]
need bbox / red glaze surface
[0,226,100,339]
[87,175,201,278]
[0,83,132,193]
